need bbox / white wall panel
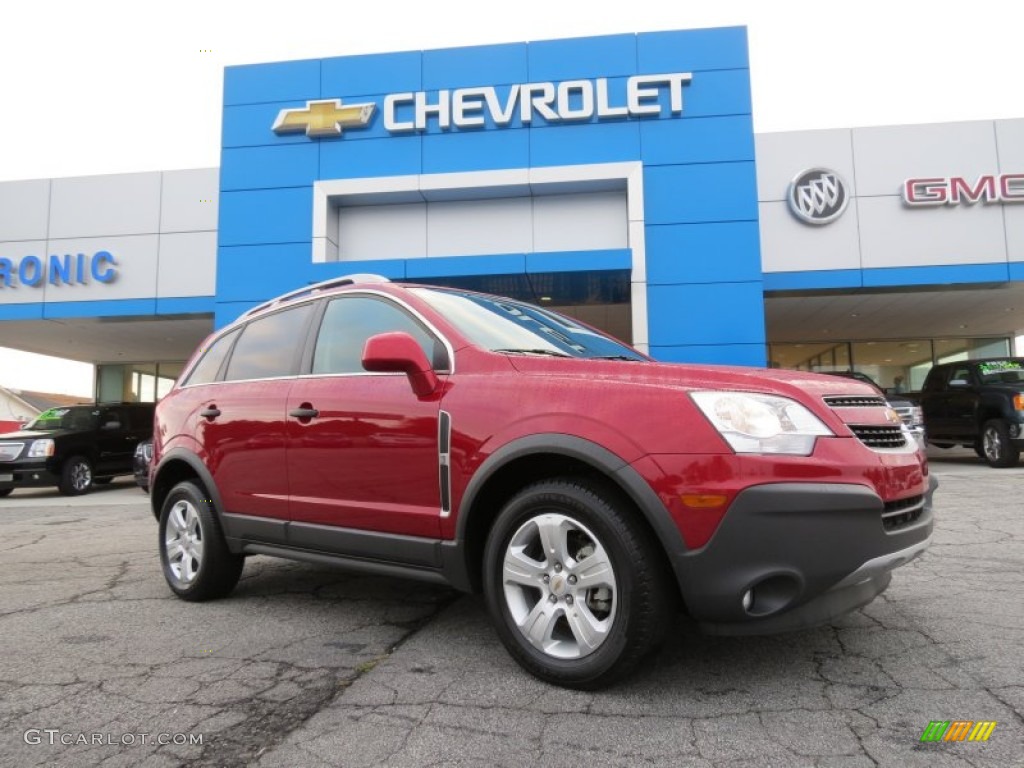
[0,240,47,304]
[858,196,1006,268]
[759,201,862,273]
[158,232,217,298]
[0,180,50,241]
[161,169,219,233]
[533,191,626,252]
[49,173,161,239]
[755,129,855,203]
[427,197,533,257]
[43,235,159,301]
[337,203,426,261]
[852,122,998,198]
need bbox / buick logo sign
[788,168,849,225]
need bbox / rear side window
[225,304,314,382]
[184,329,239,386]
[312,296,444,375]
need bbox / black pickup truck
[914,358,1024,467]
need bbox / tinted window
[225,305,313,381]
[28,406,98,432]
[185,329,239,386]
[312,296,443,375]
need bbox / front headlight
[27,439,55,458]
[691,391,833,456]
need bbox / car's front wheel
[59,456,93,495]
[159,480,243,601]
[483,478,672,689]
[981,419,1021,468]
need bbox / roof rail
[242,274,391,318]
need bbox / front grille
[0,442,25,461]
[882,494,925,531]
[824,395,888,408]
[850,425,907,449]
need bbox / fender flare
[150,448,225,520]
[453,433,689,566]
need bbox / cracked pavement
[2,449,1022,767]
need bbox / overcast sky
[0,0,1020,395]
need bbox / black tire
[0,488,12,498]
[94,477,114,485]
[158,480,243,601]
[59,456,93,496]
[980,419,1021,468]
[973,442,985,459]
[482,478,672,689]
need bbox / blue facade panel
[221,144,320,191]
[218,28,765,365]
[646,223,761,285]
[319,135,422,179]
[224,60,320,106]
[423,43,529,89]
[644,163,759,225]
[218,188,312,247]
[647,282,766,347]
[529,121,642,168]
[422,129,529,174]
[320,51,422,96]
[527,34,637,80]
[637,27,749,72]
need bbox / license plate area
[0,473,13,482]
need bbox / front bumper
[672,476,937,635]
[0,460,61,490]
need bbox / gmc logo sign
[903,174,1024,206]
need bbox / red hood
[505,356,877,400]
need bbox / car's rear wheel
[0,488,12,498]
[981,419,1021,468]
[482,478,672,689]
[59,456,93,495]
[159,480,243,601]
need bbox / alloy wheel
[164,500,204,585]
[501,512,617,660]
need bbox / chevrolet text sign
[273,73,693,137]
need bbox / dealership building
[1,26,1022,402]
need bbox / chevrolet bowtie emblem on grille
[272,99,376,138]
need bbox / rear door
[285,294,449,538]
[199,303,315,522]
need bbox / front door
[286,295,448,538]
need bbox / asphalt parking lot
[1,448,1022,767]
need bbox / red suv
[151,275,936,688]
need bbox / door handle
[289,406,319,420]
[200,406,221,419]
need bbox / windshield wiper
[591,355,641,361]
[493,348,572,358]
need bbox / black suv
[0,403,155,496]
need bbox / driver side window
[312,296,446,375]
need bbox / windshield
[411,288,647,361]
[26,406,99,432]
[977,359,1024,384]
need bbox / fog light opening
[742,589,754,612]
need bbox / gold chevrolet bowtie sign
[272,99,376,138]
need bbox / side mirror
[362,332,439,397]
[102,420,121,430]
